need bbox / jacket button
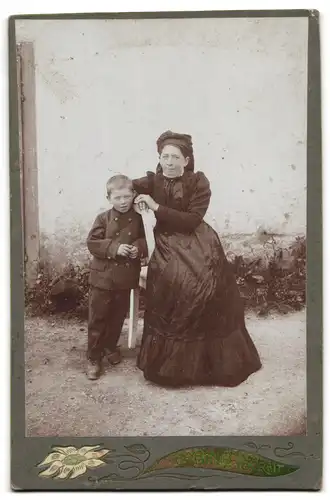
[114,217,118,221]
[116,232,120,236]
[128,232,132,236]
[125,262,129,267]
[115,263,118,266]
[128,218,132,222]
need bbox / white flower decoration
[37,445,110,480]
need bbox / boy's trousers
[87,286,130,361]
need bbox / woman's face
[159,145,189,178]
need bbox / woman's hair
[156,130,195,172]
[106,174,133,195]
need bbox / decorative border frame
[9,9,322,491]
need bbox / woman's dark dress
[133,169,261,387]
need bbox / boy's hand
[129,246,139,259]
[116,244,132,257]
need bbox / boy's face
[108,187,134,213]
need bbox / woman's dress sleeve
[155,172,211,232]
[132,173,154,195]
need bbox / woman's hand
[134,194,159,212]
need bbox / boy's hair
[106,174,134,196]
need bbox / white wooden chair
[127,205,156,348]
[127,267,147,348]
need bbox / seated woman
[133,130,262,387]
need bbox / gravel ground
[25,310,306,437]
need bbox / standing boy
[86,175,147,380]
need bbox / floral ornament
[37,445,110,480]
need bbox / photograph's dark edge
[9,9,311,20]
[9,15,26,492]
[9,9,322,491]
[306,7,323,484]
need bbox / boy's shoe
[87,359,101,380]
[106,349,122,365]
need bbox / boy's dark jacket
[87,207,147,290]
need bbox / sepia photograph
[14,14,309,440]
